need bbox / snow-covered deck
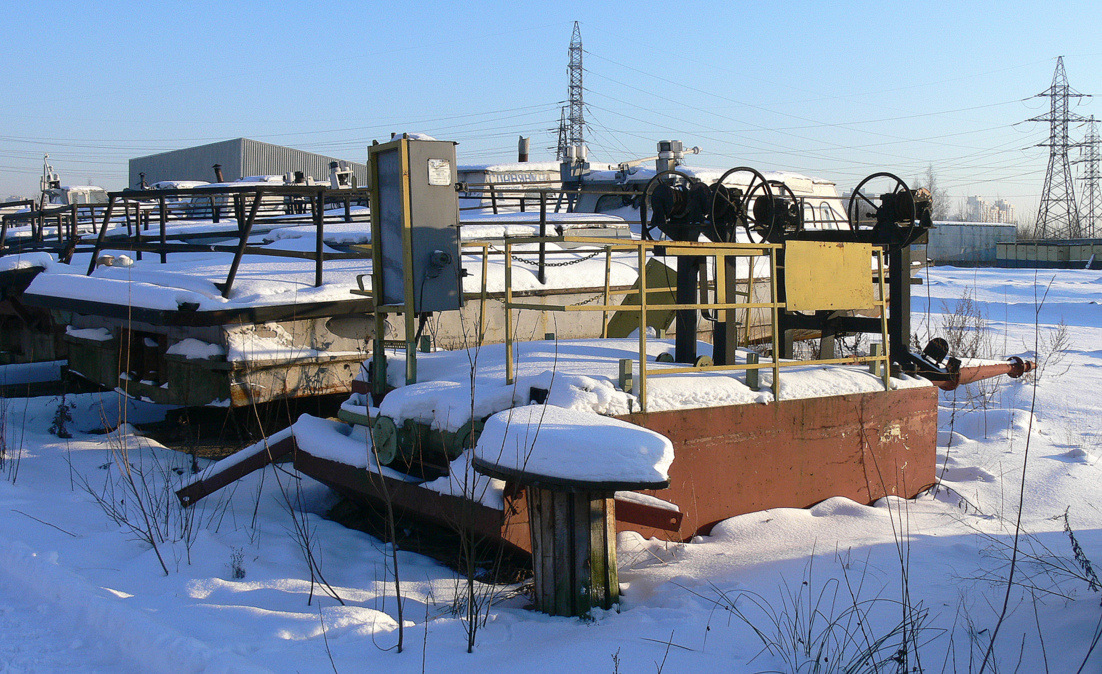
[17,210,638,313]
[346,338,930,429]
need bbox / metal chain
[484,291,604,306]
[488,245,602,268]
[568,293,606,307]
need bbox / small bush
[228,547,247,580]
[49,396,73,439]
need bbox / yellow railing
[498,236,891,413]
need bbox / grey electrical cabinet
[369,137,463,313]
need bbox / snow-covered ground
[0,265,1100,672]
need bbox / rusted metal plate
[617,385,937,540]
[283,385,935,554]
[614,496,683,531]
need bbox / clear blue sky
[3,0,1101,220]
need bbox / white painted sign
[427,159,451,186]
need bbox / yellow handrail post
[876,247,890,390]
[770,247,781,400]
[479,242,489,343]
[601,247,612,338]
[505,240,514,385]
[638,241,648,413]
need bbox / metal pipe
[935,356,1036,391]
[158,196,167,263]
[86,195,117,275]
[538,192,546,284]
[221,191,264,298]
[314,193,324,287]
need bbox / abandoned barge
[173,139,1032,618]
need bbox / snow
[0,251,52,272]
[0,265,1101,671]
[65,326,112,341]
[19,211,642,315]
[375,338,926,420]
[225,323,362,363]
[0,360,64,386]
[166,338,226,360]
[473,405,673,485]
[459,161,561,172]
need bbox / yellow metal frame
[496,236,891,412]
[354,233,891,409]
[368,137,419,387]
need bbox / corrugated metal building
[129,138,368,187]
[917,221,1017,265]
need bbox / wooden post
[526,486,619,616]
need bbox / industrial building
[919,220,1017,265]
[128,138,368,188]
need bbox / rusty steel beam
[176,434,297,507]
[293,451,533,554]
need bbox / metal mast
[1031,56,1086,239]
[567,21,585,152]
[555,106,568,161]
[1076,116,1101,239]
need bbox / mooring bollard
[526,485,618,617]
[471,406,672,618]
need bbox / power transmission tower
[1076,116,1101,238]
[555,106,568,161]
[567,21,585,152]
[1030,56,1088,239]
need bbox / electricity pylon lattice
[1077,116,1101,239]
[1031,56,1088,239]
[554,106,568,161]
[567,21,585,152]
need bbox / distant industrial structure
[1077,116,1101,238]
[129,138,367,188]
[555,22,586,162]
[922,221,1017,266]
[1029,56,1086,239]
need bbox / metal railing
[84,185,372,298]
[457,184,644,284]
[1,202,107,257]
[499,236,891,413]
